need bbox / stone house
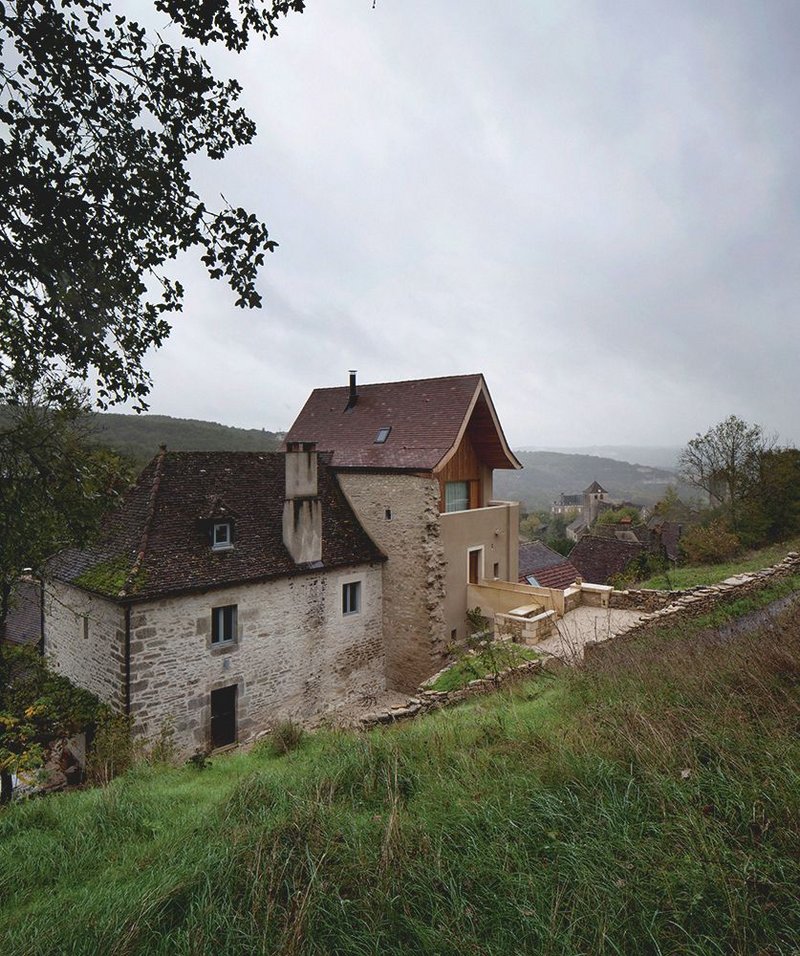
[285,372,522,691]
[44,445,386,757]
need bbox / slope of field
[2,601,798,955]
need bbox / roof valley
[120,444,166,598]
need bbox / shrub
[265,720,305,757]
[680,519,741,564]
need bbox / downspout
[38,575,45,656]
[124,605,131,716]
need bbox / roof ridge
[311,372,482,391]
[119,444,167,597]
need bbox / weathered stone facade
[45,564,383,758]
[44,581,126,710]
[338,473,448,692]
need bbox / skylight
[374,426,391,444]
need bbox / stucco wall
[43,581,127,711]
[441,501,520,639]
[337,473,447,691]
[127,564,384,757]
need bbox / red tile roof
[518,541,579,590]
[47,451,385,603]
[286,374,521,472]
[568,536,644,585]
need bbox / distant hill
[88,412,284,467]
[495,451,694,512]
[515,445,683,470]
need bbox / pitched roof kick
[286,373,521,472]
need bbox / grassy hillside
[637,535,800,590]
[88,412,283,466]
[495,450,695,512]
[2,603,799,954]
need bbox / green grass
[1,607,799,955]
[637,535,800,589]
[427,644,540,692]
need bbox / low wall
[468,579,565,617]
[495,609,557,643]
[356,657,544,728]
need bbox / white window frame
[212,521,233,551]
[211,604,237,645]
[342,581,361,616]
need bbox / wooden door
[210,685,237,749]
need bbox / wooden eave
[433,376,522,474]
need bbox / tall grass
[637,535,800,589]
[1,608,799,954]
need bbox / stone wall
[338,473,447,692]
[43,581,127,710]
[127,563,384,757]
[587,552,800,659]
[354,657,544,728]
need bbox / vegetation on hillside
[1,603,798,954]
[637,536,800,590]
[495,450,694,512]
[88,411,283,468]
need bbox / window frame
[444,480,470,513]
[211,604,238,645]
[212,521,233,551]
[342,581,361,616]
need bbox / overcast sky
[126,0,800,449]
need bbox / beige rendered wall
[337,473,448,692]
[440,500,520,640]
[127,564,383,758]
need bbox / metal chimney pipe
[347,370,358,409]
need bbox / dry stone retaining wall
[587,552,800,658]
[355,657,543,728]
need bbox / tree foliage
[0,396,133,630]
[679,416,771,531]
[0,643,106,803]
[0,0,304,407]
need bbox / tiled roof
[519,542,579,590]
[568,535,644,585]
[286,373,521,472]
[1,578,41,646]
[47,451,385,603]
[584,481,607,494]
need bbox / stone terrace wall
[587,552,800,658]
[355,657,544,729]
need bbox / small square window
[374,426,391,444]
[212,522,232,551]
[342,581,361,616]
[211,605,237,644]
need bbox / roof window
[374,426,391,444]
[212,521,233,551]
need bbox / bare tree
[678,416,773,531]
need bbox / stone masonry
[45,563,383,759]
[338,473,448,692]
[44,581,126,711]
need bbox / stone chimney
[282,441,322,564]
